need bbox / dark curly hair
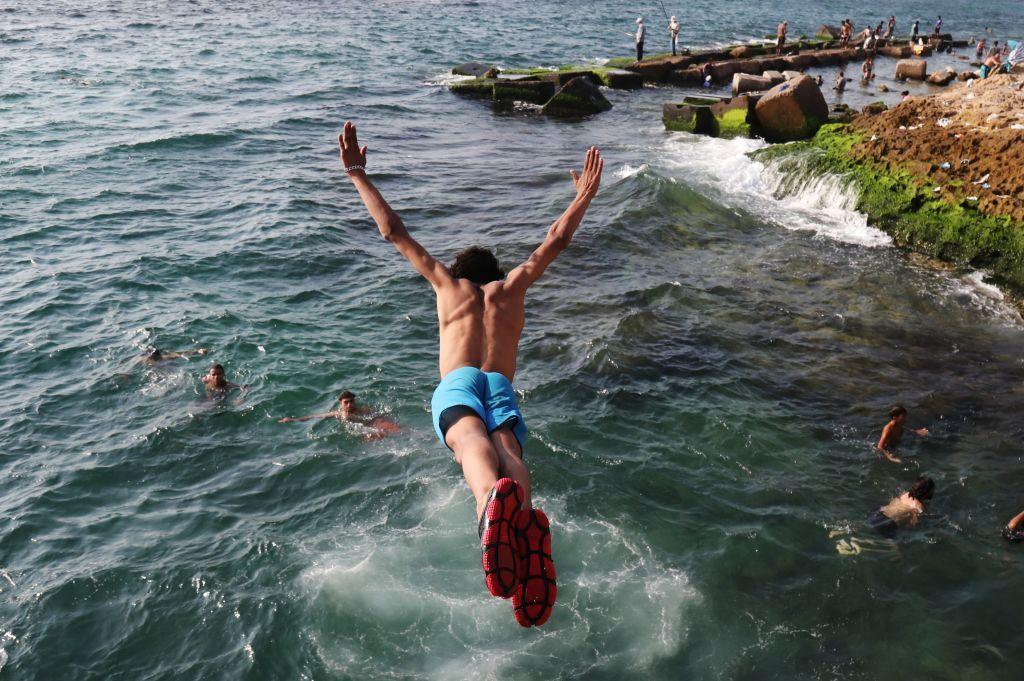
[449,246,504,285]
[908,476,935,502]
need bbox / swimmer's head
[908,476,935,502]
[211,363,225,378]
[450,246,505,285]
[148,348,163,361]
[338,390,357,416]
[889,404,907,422]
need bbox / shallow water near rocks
[2,1,1024,679]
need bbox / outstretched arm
[506,147,603,293]
[279,411,339,423]
[339,121,451,289]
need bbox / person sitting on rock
[1003,509,1024,543]
[877,404,929,464]
[701,61,714,85]
[981,52,1002,78]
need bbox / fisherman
[279,390,399,438]
[876,404,929,464]
[635,16,646,62]
[775,20,788,56]
[867,477,936,536]
[669,15,681,56]
[339,121,604,627]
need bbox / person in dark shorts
[1003,510,1024,543]
[776,20,788,56]
[868,477,935,536]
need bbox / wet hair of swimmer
[211,363,225,376]
[148,348,163,361]
[889,404,908,419]
[449,246,505,285]
[339,390,356,402]
[908,476,936,502]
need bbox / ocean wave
[661,134,891,248]
[104,130,244,154]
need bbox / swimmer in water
[1003,509,1024,543]
[867,476,935,535]
[141,347,208,364]
[202,363,246,396]
[877,404,929,464]
[278,390,399,438]
[341,121,602,627]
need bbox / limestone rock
[816,25,841,40]
[492,79,555,105]
[599,69,643,89]
[957,70,978,81]
[895,59,928,80]
[926,67,956,86]
[666,66,704,86]
[861,101,888,115]
[453,62,495,78]
[878,83,890,92]
[732,73,772,96]
[762,70,785,85]
[450,77,496,98]
[542,76,612,117]
[753,75,829,142]
[782,70,803,80]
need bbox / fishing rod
[657,0,670,21]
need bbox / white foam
[945,270,1023,326]
[614,163,648,180]
[660,134,891,248]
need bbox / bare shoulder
[487,279,525,303]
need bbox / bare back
[435,278,526,380]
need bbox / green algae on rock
[753,124,1024,291]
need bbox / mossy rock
[752,124,1024,292]
[450,77,496,98]
[492,79,556,105]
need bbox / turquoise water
[3,1,1024,679]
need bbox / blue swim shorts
[430,366,527,454]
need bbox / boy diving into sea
[339,121,603,627]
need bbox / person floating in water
[877,404,929,464]
[1003,509,1024,543]
[867,476,935,535]
[668,15,681,56]
[339,121,603,627]
[279,390,399,438]
[202,363,247,402]
[141,347,207,364]
[634,16,646,62]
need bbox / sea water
[2,1,1024,679]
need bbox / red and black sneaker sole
[512,508,556,627]
[479,477,523,599]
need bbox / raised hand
[339,121,368,172]
[569,146,603,199]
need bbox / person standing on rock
[635,16,646,62]
[339,121,604,628]
[886,16,896,41]
[840,20,852,48]
[669,15,681,56]
[775,20,788,56]
[933,15,942,36]
[910,19,920,44]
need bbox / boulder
[926,67,956,86]
[813,48,851,65]
[492,79,556,105]
[782,70,803,80]
[666,66,704,86]
[753,75,829,142]
[816,25,841,40]
[730,45,767,59]
[830,103,855,123]
[732,73,772,95]
[762,70,785,85]
[598,69,643,89]
[879,45,912,58]
[957,70,978,81]
[782,53,817,69]
[452,62,496,78]
[663,95,753,138]
[450,77,497,98]
[538,70,602,87]
[895,58,928,80]
[709,61,744,82]
[626,55,692,82]
[878,83,890,92]
[542,76,612,117]
[861,101,888,115]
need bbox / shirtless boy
[877,404,929,464]
[340,121,602,627]
[279,390,399,438]
[867,476,935,536]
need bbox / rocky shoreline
[756,73,1024,293]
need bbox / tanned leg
[490,426,532,510]
[445,415,500,520]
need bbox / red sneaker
[511,508,557,627]
[479,478,523,599]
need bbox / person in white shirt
[635,17,646,61]
[669,16,681,56]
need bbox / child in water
[867,476,935,536]
[877,404,929,464]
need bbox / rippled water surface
[3,1,1024,679]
